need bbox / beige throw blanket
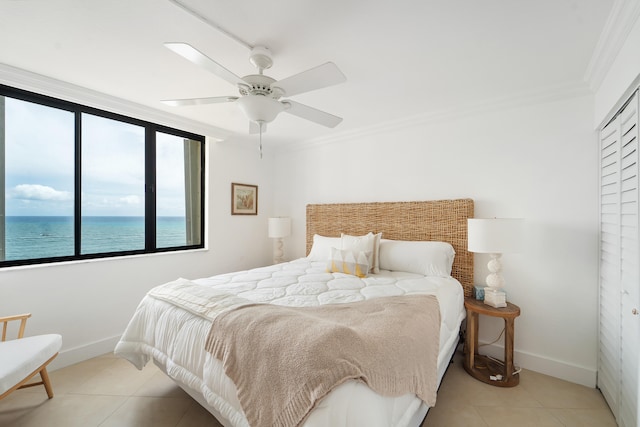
[205,294,441,427]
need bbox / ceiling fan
[161,43,347,134]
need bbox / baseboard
[48,335,122,372]
[479,341,597,388]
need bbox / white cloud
[10,184,73,201]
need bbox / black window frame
[0,84,206,267]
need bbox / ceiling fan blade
[271,62,346,97]
[283,100,343,128]
[249,121,267,134]
[164,42,245,87]
[161,96,238,107]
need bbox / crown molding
[0,63,230,141]
[278,81,593,153]
[0,62,595,153]
[584,0,640,92]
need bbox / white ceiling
[0,0,615,145]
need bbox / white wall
[273,94,600,386]
[595,7,640,126]
[0,136,275,370]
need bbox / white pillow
[378,240,455,277]
[307,234,341,261]
[341,232,382,273]
[371,232,382,273]
[326,247,371,278]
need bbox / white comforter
[115,258,465,427]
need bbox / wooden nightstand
[463,297,521,387]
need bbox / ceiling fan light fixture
[237,95,285,124]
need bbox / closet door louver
[598,91,639,427]
[599,114,621,418]
[619,93,639,427]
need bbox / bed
[115,199,474,427]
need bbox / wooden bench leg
[40,367,54,399]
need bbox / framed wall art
[231,183,258,215]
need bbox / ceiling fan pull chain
[258,121,264,159]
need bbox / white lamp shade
[268,217,291,238]
[467,218,523,254]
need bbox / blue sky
[4,97,188,217]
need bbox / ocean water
[3,216,188,261]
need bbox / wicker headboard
[306,199,474,297]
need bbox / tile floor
[0,351,617,427]
[424,353,617,427]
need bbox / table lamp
[467,218,523,308]
[268,217,291,264]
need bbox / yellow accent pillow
[341,232,382,273]
[326,247,371,278]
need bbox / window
[2,98,75,261]
[81,113,146,254]
[0,84,205,266]
[155,132,203,248]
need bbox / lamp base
[484,288,507,308]
[273,238,284,265]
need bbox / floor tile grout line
[469,405,491,427]
[546,408,570,427]
[96,394,132,427]
[172,400,198,427]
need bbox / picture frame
[231,183,258,215]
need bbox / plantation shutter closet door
[598,90,639,427]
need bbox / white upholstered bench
[0,313,62,400]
